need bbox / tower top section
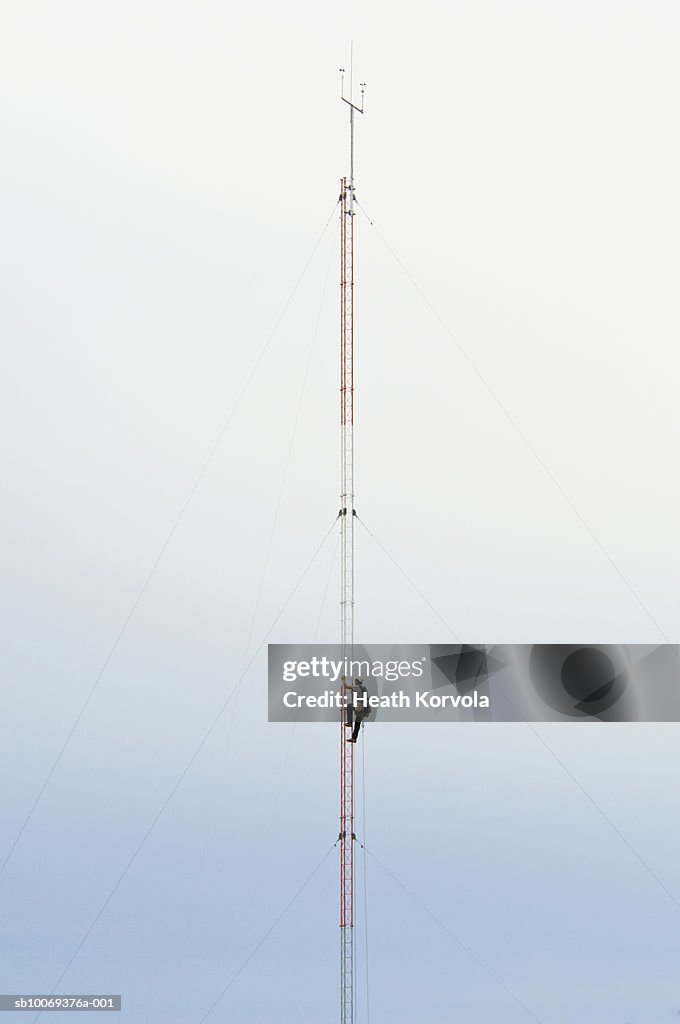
[339,49,365,188]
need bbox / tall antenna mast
[338,53,365,1024]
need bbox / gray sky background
[1,1,680,1021]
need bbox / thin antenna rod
[338,58,364,1024]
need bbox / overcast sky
[1,1,680,1022]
